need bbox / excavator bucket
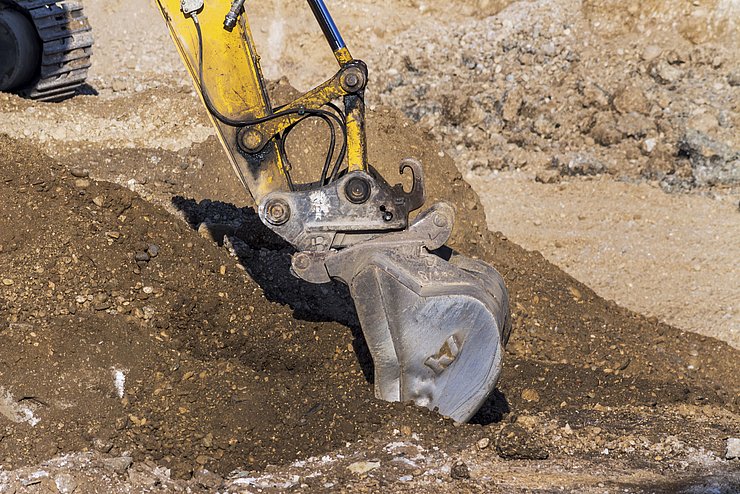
[293,202,511,422]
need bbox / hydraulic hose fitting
[224,0,246,30]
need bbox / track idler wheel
[0,8,41,92]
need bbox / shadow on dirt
[76,83,99,97]
[171,196,375,383]
[626,474,740,494]
[470,389,510,425]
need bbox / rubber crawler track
[13,0,93,101]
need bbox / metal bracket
[180,0,203,16]
[260,158,425,253]
[236,61,368,156]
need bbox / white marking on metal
[310,191,330,221]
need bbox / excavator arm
[156,0,512,422]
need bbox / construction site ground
[0,0,738,492]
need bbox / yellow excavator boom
[154,0,512,423]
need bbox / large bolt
[345,73,359,88]
[433,212,449,228]
[240,129,264,152]
[264,198,290,226]
[341,68,366,92]
[292,252,311,271]
[344,176,371,204]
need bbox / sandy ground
[469,171,740,348]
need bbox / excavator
[0,1,92,100]
[0,0,512,423]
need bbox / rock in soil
[726,438,740,460]
[496,424,549,460]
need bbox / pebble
[102,456,133,475]
[92,436,113,453]
[2,278,13,286]
[54,473,78,494]
[74,179,90,189]
[450,460,470,480]
[650,60,683,85]
[134,252,150,262]
[535,169,561,184]
[612,85,650,115]
[92,293,110,311]
[641,45,662,62]
[69,168,90,178]
[521,388,540,402]
[193,469,223,490]
[725,438,740,460]
[147,244,159,258]
[642,138,657,154]
[347,461,381,474]
[497,424,549,460]
[515,414,540,429]
[477,437,490,450]
[502,87,523,122]
[93,196,105,207]
[728,71,740,87]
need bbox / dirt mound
[374,0,739,192]
[1,100,738,490]
[0,135,435,479]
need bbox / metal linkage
[259,158,425,253]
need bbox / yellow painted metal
[245,75,347,143]
[345,97,367,172]
[154,0,288,201]
[154,0,369,194]
[156,0,267,118]
[334,46,353,66]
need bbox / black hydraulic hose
[190,13,347,185]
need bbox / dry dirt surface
[0,0,739,493]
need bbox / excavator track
[10,1,93,101]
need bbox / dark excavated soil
[0,101,738,489]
